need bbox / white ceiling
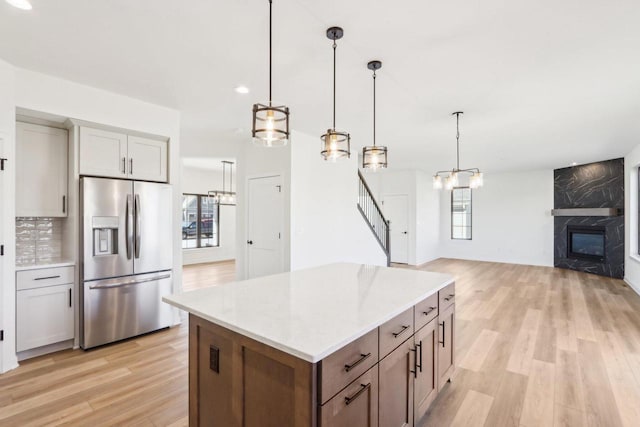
[1,0,639,172]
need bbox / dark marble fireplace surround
[554,158,624,278]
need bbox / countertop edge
[16,261,76,271]
[163,275,455,363]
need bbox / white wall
[181,164,236,265]
[290,131,387,270]
[0,66,182,373]
[416,171,441,264]
[363,169,440,266]
[0,59,17,373]
[624,144,640,295]
[438,170,554,266]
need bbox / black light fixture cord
[332,39,337,130]
[373,69,377,147]
[269,0,273,105]
[455,112,461,171]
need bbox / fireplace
[567,226,605,262]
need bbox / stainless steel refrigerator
[80,177,173,349]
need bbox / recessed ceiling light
[5,0,32,10]
[234,85,249,94]
[571,162,577,166]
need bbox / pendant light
[208,161,237,206]
[433,112,483,190]
[252,0,290,147]
[362,60,387,170]
[321,27,350,161]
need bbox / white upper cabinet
[79,127,128,178]
[16,122,69,217]
[127,135,168,182]
[79,126,168,182]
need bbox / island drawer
[319,365,379,427]
[439,282,455,311]
[415,293,439,331]
[379,307,414,359]
[318,328,378,404]
[17,266,74,291]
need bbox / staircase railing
[357,170,390,266]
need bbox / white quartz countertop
[15,261,76,271]
[164,263,454,363]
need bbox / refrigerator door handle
[126,194,133,260]
[88,274,171,290]
[135,194,141,259]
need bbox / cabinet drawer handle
[439,321,446,348]
[34,275,61,281]
[69,288,72,307]
[62,195,66,214]
[130,158,133,174]
[417,340,423,372]
[344,352,371,372]
[122,157,126,174]
[392,324,410,338]
[344,383,371,405]
[410,347,418,378]
[423,306,436,316]
[444,293,455,302]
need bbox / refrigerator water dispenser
[92,216,119,256]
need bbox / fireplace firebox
[567,226,605,262]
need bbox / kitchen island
[163,263,455,427]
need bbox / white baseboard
[624,277,640,297]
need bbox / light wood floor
[182,260,236,292]
[1,259,640,426]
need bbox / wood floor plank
[449,390,494,427]
[595,330,640,427]
[577,339,624,427]
[554,349,585,411]
[506,309,541,375]
[459,329,500,372]
[519,359,555,427]
[553,403,587,427]
[483,371,528,427]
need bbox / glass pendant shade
[433,175,443,189]
[362,146,387,170]
[444,175,455,190]
[252,103,290,146]
[321,130,350,161]
[469,171,484,189]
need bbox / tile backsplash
[16,217,63,266]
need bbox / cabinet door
[437,303,455,389]
[379,338,414,427]
[79,126,128,178]
[16,123,68,217]
[414,318,438,424]
[320,365,379,427]
[16,284,73,352]
[127,136,167,182]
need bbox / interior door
[247,175,284,279]
[133,181,173,274]
[0,135,5,372]
[383,194,409,264]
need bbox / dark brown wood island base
[183,275,455,426]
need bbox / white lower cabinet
[16,267,74,353]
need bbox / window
[181,194,219,249]
[451,187,472,240]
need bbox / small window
[181,194,220,249]
[451,187,472,240]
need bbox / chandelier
[433,112,483,190]
[208,161,236,206]
[362,60,388,170]
[252,0,290,147]
[320,27,350,161]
